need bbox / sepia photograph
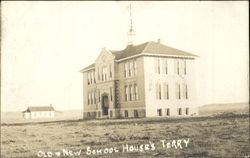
[1,1,249,158]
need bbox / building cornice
[115,53,196,62]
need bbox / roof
[23,106,55,113]
[79,63,95,72]
[111,41,198,60]
[80,41,198,72]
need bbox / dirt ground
[1,112,249,158]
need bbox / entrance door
[102,96,109,115]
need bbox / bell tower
[127,4,135,45]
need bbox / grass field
[1,111,249,158]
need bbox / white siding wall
[25,111,55,119]
[143,56,198,117]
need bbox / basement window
[157,109,162,116]
[178,108,182,115]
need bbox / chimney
[157,38,161,43]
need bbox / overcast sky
[1,1,249,112]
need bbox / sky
[1,1,249,112]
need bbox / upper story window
[175,59,187,76]
[156,83,162,100]
[134,59,137,75]
[87,73,90,85]
[124,62,128,77]
[164,59,168,74]
[87,70,95,85]
[125,86,129,101]
[97,68,100,81]
[177,60,180,75]
[88,92,91,105]
[109,64,112,78]
[155,58,161,74]
[182,83,188,99]
[163,83,169,100]
[102,67,108,81]
[129,85,133,101]
[134,84,138,100]
[124,59,137,78]
[175,83,181,100]
[183,60,187,75]
[129,62,133,77]
[92,91,96,104]
[92,71,96,83]
[98,89,101,102]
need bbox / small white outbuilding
[22,106,55,119]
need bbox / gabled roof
[80,41,198,72]
[111,41,198,60]
[23,106,55,113]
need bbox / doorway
[102,96,109,115]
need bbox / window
[98,90,101,102]
[87,73,90,85]
[90,71,93,84]
[185,108,189,115]
[87,112,90,117]
[184,60,187,75]
[134,59,137,75]
[164,59,168,74]
[125,86,129,101]
[157,109,162,116]
[166,108,170,116]
[124,110,128,118]
[156,83,161,100]
[109,64,112,78]
[178,108,182,115]
[124,62,128,77]
[131,85,135,101]
[102,67,105,81]
[155,58,161,74]
[88,92,91,105]
[175,60,180,75]
[134,84,138,100]
[93,71,95,83]
[134,110,139,118]
[158,84,162,100]
[129,85,132,101]
[98,111,101,117]
[101,68,104,81]
[176,83,181,99]
[177,60,180,75]
[97,68,100,81]
[183,83,188,99]
[157,58,161,74]
[91,91,95,104]
[102,67,107,81]
[129,62,133,76]
[110,111,113,118]
[163,83,169,100]
[110,87,113,101]
[158,58,161,74]
[93,91,96,104]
